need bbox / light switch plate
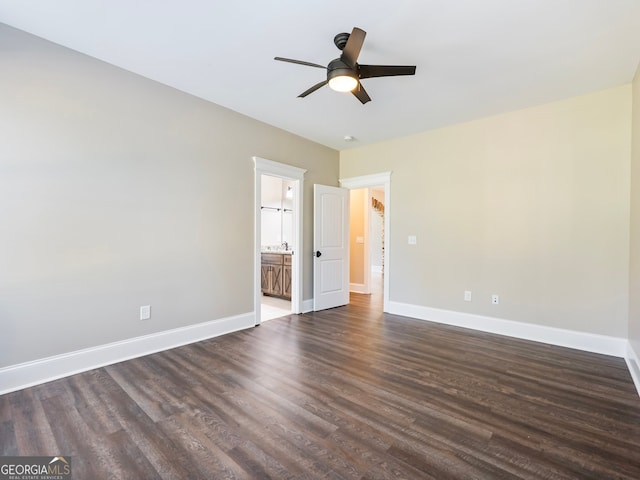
[140,305,151,320]
[408,235,417,245]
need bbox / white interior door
[313,184,349,311]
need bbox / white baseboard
[302,299,314,313]
[0,312,255,395]
[387,301,627,358]
[349,283,368,294]
[626,342,640,398]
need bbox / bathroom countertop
[261,249,292,255]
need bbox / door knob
[315,251,322,258]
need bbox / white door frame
[253,157,306,325]
[340,172,391,312]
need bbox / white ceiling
[2,1,640,150]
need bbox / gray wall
[341,86,631,338]
[630,63,640,355]
[0,24,339,367]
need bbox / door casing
[253,157,306,325]
[340,172,391,312]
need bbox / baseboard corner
[626,342,640,398]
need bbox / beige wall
[349,189,366,285]
[0,24,339,367]
[341,86,632,337]
[630,63,640,354]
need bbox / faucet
[281,241,289,251]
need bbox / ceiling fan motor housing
[328,58,357,78]
[333,32,350,50]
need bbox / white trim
[371,265,383,273]
[253,157,306,323]
[340,172,391,189]
[387,301,627,357]
[302,299,314,313]
[362,188,371,294]
[0,312,254,395]
[254,157,307,179]
[350,283,367,294]
[626,342,640,398]
[340,172,391,312]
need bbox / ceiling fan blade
[341,27,366,67]
[358,64,416,79]
[351,82,371,104]
[298,80,328,98]
[274,57,326,69]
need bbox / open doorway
[253,157,306,325]
[260,175,293,321]
[348,186,384,305]
[340,172,391,312]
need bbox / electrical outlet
[140,305,151,320]
[491,295,499,305]
[464,290,472,301]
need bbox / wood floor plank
[99,377,204,479]
[40,393,111,479]
[8,388,59,456]
[2,291,640,479]
[101,429,164,480]
[155,414,252,480]
[0,420,17,456]
[226,440,294,480]
[67,371,124,436]
[105,361,187,423]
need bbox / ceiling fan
[275,27,416,104]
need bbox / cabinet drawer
[261,253,283,265]
[283,254,292,266]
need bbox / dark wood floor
[2,292,640,479]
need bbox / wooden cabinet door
[261,264,271,292]
[270,264,283,296]
[283,265,292,299]
[261,253,288,298]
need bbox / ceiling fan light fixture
[327,60,358,92]
[328,73,358,92]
